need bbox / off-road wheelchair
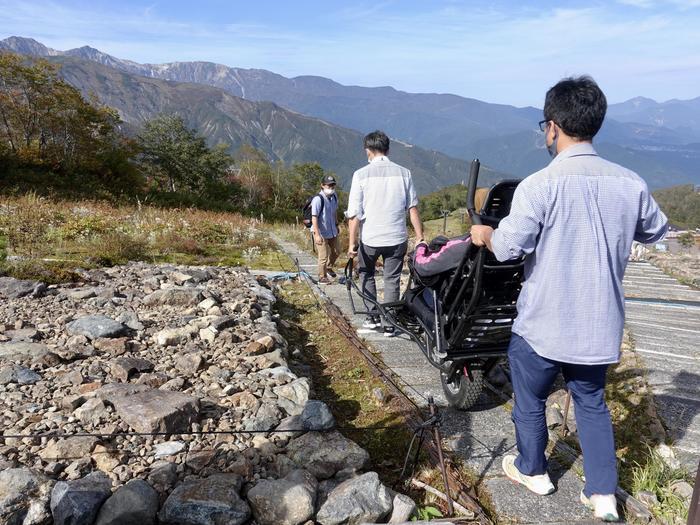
[344,160,524,409]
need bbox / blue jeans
[508,333,618,496]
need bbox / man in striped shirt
[471,76,667,522]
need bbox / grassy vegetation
[0,193,284,282]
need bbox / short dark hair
[543,76,607,141]
[363,130,390,154]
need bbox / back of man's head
[544,76,607,141]
[363,130,390,154]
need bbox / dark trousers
[508,333,618,497]
[358,241,407,313]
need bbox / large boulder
[0,277,46,299]
[94,479,158,525]
[39,437,99,462]
[142,288,204,307]
[110,390,199,433]
[66,316,128,340]
[50,471,112,525]
[246,469,317,525]
[159,474,250,525]
[301,400,335,431]
[0,365,41,385]
[273,378,311,416]
[315,472,393,525]
[287,431,369,479]
[0,468,54,525]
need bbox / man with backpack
[306,174,340,284]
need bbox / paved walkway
[271,236,601,524]
[623,261,700,473]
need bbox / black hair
[543,76,607,141]
[363,130,390,154]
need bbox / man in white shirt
[346,130,424,336]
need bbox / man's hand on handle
[470,225,494,251]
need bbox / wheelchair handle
[466,158,482,226]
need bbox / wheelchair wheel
[440,368,484,410]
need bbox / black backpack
[302,193,324,229]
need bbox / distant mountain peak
[0,35,61,56]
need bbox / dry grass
[0,193,280,279]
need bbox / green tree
[137,114,233,195]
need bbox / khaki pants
[317,236,340,278]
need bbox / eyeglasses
[538,120,550,132]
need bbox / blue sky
[1,0,699,107]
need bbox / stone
[93,337,129,355]
[92,445,122,473]
[199,327,217,343]
[273,378,311,416]
[56,369,84,386]
[73,398,110,426]
[247,469,317,525]
[301,400,336,431]
[256,335,275,350]
[669,480,693,501]
[110,357,154,381]
[545,406,564,428]
[274,415,305,440]
[244,403,282,432]
[230,391,260,412]
[210,316,237,331]
[0,277,46,299]
[40,436,99,461]
[0,365,41,385]
[0,468,54,525]
[66,315,128,340]
[154,441,186,459]
[175,353,204,375]
[0,342,50,363]
[70,288,98,300]
[95,383,149,401]
[388,493,417,523]
[136,372,170,388]
[147,461,178,491]
[316,472,393,525]
[115,311,144,331]
[160,377,186,391]
[635,490,659,508]
[243,341,266,356]
[64,458,92,480]
[287,431,369,479]
[655,443,681,469]
[110,389,200,433]
[185,450,217,472]
[50,471,112,525]
[143,288,203,307]
[155,327,195,347]
[171,271,195,285]
[158,474,251,525]
[198,298,219,311]
[95,479,159,525]
[371,387,389,405]
[4,328,40,341]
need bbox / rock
[92,445,122,473]
[136,372,170,388]
[301,400,336,431]
[198,298,218,311]
[70,288,98,300]
[154,441,186,459]
[669,480,693,501]
[274,415,305,440]
[230,391,261,413]
[0,468,54,525]
[0,365,41,385]
[655,443,681,469]
[40,437,99,461]
[185,450,217,472]
[242,341,266,356]
[50,471,112,525]
[147,461,178,491]
[66,315,128,340]
[4,328,40,341]
[171,271,195,285]
[635,490,659,508]
[287,431,369,479]
[273,378,311,416]
[199,327,217,343]
[56,369,84,386]
[371,387,390,405]
[73,398,110,426]
[64,458,92,480]
[155,327,194,347]
[210,316,237,331]
[0,277,46,299]
[160,377,186,391]
[247,469,317,525]
[158,474,251,525]
[110,389,199,433]
[175,353,204,375]
[93,337,129,355]
[0,342,50,363]
[143,288,203,307]
[545,405,564,428]
[388,493,417,523]
[95,383,149,401]
[316,472,392,525]
[244,403,282,432]
[110,357,154,381]
[115,312,144,331]
[95,479,158,525]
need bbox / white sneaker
[580,491,619,522]
[362,317,380,329]
[502,455,555,495]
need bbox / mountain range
[2,36,699,191]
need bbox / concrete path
[270,235,601,524]
[623,261,700,474]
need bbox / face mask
[323,188,335,196]
[547,128,559,158]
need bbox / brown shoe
[318,277,331,285]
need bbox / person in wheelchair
[471,76,667,521]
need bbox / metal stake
[429,395,454,516]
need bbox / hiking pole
[428,396,454,516]
[688,460,700,525]
[561,390,572,437]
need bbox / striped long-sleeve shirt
[491,143,668,365]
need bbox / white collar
[369,155,389,163]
